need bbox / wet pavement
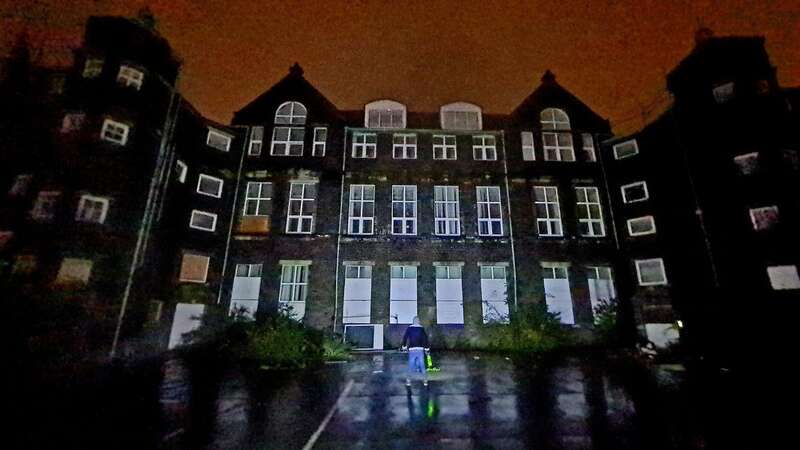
[14,351,737,449]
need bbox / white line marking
[301,379,354,450]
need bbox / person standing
[401,316,429,387]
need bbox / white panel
[482,301,509,323]
[544,279,575,324]
[588,279,614,312]
[168,303,206,349]
[645,323,679,348]
[231,277,260,300]
[343,300,371,323]
[372,324,384,350]
[437,301,464,324]
[390,279,417,300]
[390,300,417,324]
[280,301,306,320]
[344,278,372,300]
[229,299,258,319]
[480,279,507,303]
[436,279,463,301]
[767,265,800,290]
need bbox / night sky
[2,0,799,132]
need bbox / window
[390,265,418,324]
[392,185,417,235]
[82,58,103,78]
[279,263,309,320]
[621,181,649,203]
[312,127,327,157]
[275,101,307,125]
[236,263,262,277]
[365,99,405,128]
[179,253,210,283]
[175,160,188,183]
[189,210,217,232]
[582,133,596,162]
[231,263,262,318]
[117,65,144,90]
[480,265,508,323]
[713,82,735,103]
[434,186,460,236]
[542,263,574,324]
[101,119,129,145]
[435,264,464,324]
[249,126,264,156]
[542,132,575,161]
[352,132,377,158]
[575,186,604,237]
[348,185,375,235]
[533,186,562,236]
[540,108,570,130]
[61,113,85,133]
[477,186,503,236]
[613,139,639,159]
[206,128,232,152]
[627,216,656,236]
[244,182,272,216]
[393,134,417,159]
[286,182,316,233]
[733,152,758,175]
[635,258,668,286]
[31,191,60,221]
[521,131,535,161]
[343,264,372,324]
[76,195,109,224]
[473,135,497,160]
[8,174,32,197]
[271,126,304,156]
[433,135,457,160]
[587,266,615,317]
[767,265,800,290]
[440,102,482,130]
[750,206,779,231]
[196,174,224,198]
[55,258,93,285]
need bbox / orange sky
[2,0,799,133]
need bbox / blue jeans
[407,349,427,380]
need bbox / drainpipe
[333,127,348,334]
[499,131,519,311]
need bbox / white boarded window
[390,265,417,324]
[101,119,129,145]
[190,210,217,232]
[244,182,272,216]
[249,126,264,156]
[434,186,460,236]
[76,195,109,224]
[55,258,93,285]
[271,126,304,156]
[542,132,575,161]
[627,215,656,236]
[480,265,508,323]
[82,58,103,78]
[61,113,85,133]
[393,134,417,159]
[477,186,503,236]
[749,206,779,231]
[175,160,188,183]
[31,191,60,221]
[312,127,327,157]
[440,102,482,130]
[621,181,649,203]
[352,132,377,158]
[196,174,223,198]
[435,265,464,324]
[206,129,232,151]
[582,133,596,161]
[534,186,562,236]
[521,131,535,161]
[613,139,639,159]
[635,258,667,286]
[348,184,375,235]
[733,152,758,175]
[587,266,615,318]
[540,108,570,130]
[473,135,497,160]
[767,265,800,290]
[576,186,605,237]
[433,135,457,160]
[178,253,209,283]
[365,99,405,128]
[286,182,316,234]
[392,185,417,235]
[279,263,309,320]
[542,263,574,324]
[117,65,144,90]
[343,264,372,324]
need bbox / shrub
[592,297,622,347]
[322,336,352,362]
[475,302,569,354]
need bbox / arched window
[364,99,406,129]
[440,102,482,130]
[540,108,570,130]
[274,101,307,125]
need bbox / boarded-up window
[179,253,210,283]
[55,258,93,285]
[207,128,232,151]
[767,265,800,290]
[613,139,638,159]
[521,131,535,161]
[480,265,508,323]
[343,265,372,324]
[390,265,417,324]
[435,265,463,324]
[635,258,667,286]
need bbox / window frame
[472,135,497,161]
[433,135,457,160]
[634,258,668,286]
[352,132,377,158]
[365,100,406,129]
[75,194,110,224]
[196,174,224,199]
[434,185,461,236]
[540,108,570,130]
[476,186,503,236]
[533,186,563,237]
[189,210,218,232]
[542,131,575,161]
[270,126,305,156]
[575,186,605,237]
[626,215,657,236]
[116,65,144,90]
[392,133,418,159]
[613,139,639,160]
[206,128,232,152]
[31,191,61,221]
[278,264,310,303]
[348,184,375,235]
[82,58,103,78]
[100,118,130,145]
[312,127,327,157]
[391,185,417,235]
[244,182,272,216]
[235,263,263,278]
[621,181,649,204]
[285,182,316,234]
[275,101,308,125]
[581,133,596,162]
[749,206,779,231]
[248,126,264,156]
[521,131,535,161]
[175,160,188,183]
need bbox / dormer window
[272,101,306,156]
[440,102,482,130]
[274,101,307,125]
[540,108,570,130]
[365,100,406,129]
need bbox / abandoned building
[1,15,797,362]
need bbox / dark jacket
[401,324,429,349]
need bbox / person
[401,316,429,387]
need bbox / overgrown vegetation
[474,303,570,354]
[592,297,623,347]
